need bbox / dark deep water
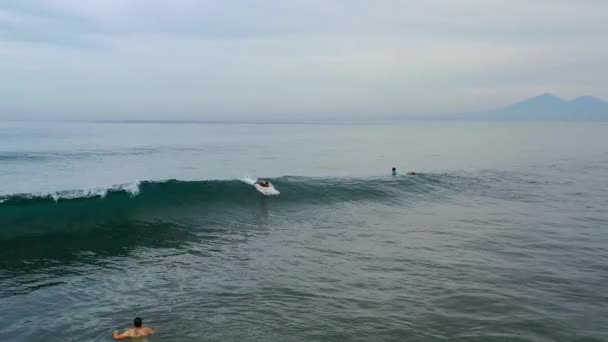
[0,122,607,341]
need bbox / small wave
[0,146,225,163]
[1,181,142,204]
[0,174,459,240]
[0,152,47,162]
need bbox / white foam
[44,181,141,202]
[254,183,280,196]
[241,176,258,185]
[119,180,141,196]
[50,188,109,202]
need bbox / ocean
[0,121,607,341]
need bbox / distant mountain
[454,94,608,121]
[493,94,608,120]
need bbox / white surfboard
[254,182,280,196]
[243,177,280,196]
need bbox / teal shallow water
[0,122,607,341]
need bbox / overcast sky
[1,0,606,121]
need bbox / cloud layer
[1,0,607,120]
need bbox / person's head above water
[114,316,155,339]
[133,317,143,328]
[392,167,396,171]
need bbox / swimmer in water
[392,167,397,176]
[113,317,155,340]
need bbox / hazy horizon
[1,1,607,121]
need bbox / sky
[0,0,607,121]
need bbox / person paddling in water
[393,167,416,176]
[113,317,155,340]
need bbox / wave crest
[0,174,451,239]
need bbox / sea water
[0,121,607,341]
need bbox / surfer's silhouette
[256,180,270,188]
